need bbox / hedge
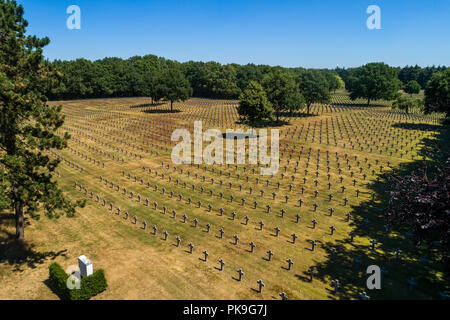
[48,262,108,300]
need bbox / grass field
[1,93,448,300]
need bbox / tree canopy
[238,81,274,123]
[262,68,304,120]
[297,70,331,114]
[0,0,84,241]
[404,80,421,96]
[156,63,192,110]
[424,69,450,118]
[346,62,401,106]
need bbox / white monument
[78,255,93,277]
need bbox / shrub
[48,262,108,300]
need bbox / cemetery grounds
[0,92,448,300]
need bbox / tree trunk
[170,100,173,111]
[151,97,154,105]
[367,98,371,106]
[307,104,310,115]
[15,202,24,241]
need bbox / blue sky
[20,0,450,68]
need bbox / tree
[156,64,192,111]
[238,81,274,123]
[346,62,401,106]
[404,80,421,96]
[0,0,84,241]
[424,69,450,118]
[262,68,304,121]
[384,145,450,274]
[392,95,423,114]
[323,71,344,93]
[298,70,331,114]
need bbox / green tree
[323,71,344,93]
[156,64,192,111]
[392,95,423,114]
[347,62,401,106]
[238,81,274,123]
[404,80,421,96]
[424,69,450,118]
[298,70,331,114]
[0,0,84,241]
[262,69,304,121]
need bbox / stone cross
[175,236,181,247]
[203,250,209,262]
[286,258,294,270]
[259,221,264,231]
[266,250,274,261]
[218,259,225,271]
[370,239,378,250]
[249,242,256,253]
[233,234,239,245]
[152,225,157,235]
[291,233,298,244]
[359,292,370,300]
[348,232,356,242]
[188,242,194,254]
[279,292,288,300]
[308,267,317,281]
[274,226,280,237]
[219,227,224,239]
[256,279,265,293]
[331,279,341,293]
[329,225,336,235]
[236,268,244,281]
[311,240,317,251]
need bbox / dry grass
[0,96,447,300]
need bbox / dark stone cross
[188,242,194,254]
[236,268,244,281]
[266,250,274,261]
[279,292,288,300]
[218,259,225,271]
[256,279,265,293]
[286,258,294,270]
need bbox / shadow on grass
[0,213,68,272]
[141,109,182,114]
[43,279,67,300]
[235,119,290,128]
[312,123,450,300]
[330,103,388,108]
[128,102,165,109]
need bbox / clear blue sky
[20,0,450,68]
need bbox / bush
[48,262,108,300]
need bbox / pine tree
[0,0,84,241]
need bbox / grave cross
[256,279,265,293]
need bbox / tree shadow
[311,122,450,300]
[141,109,181,114]
[277,112,320,118]
[128,102,165,109]
[235,119,290,128]
[0,227,68,273]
